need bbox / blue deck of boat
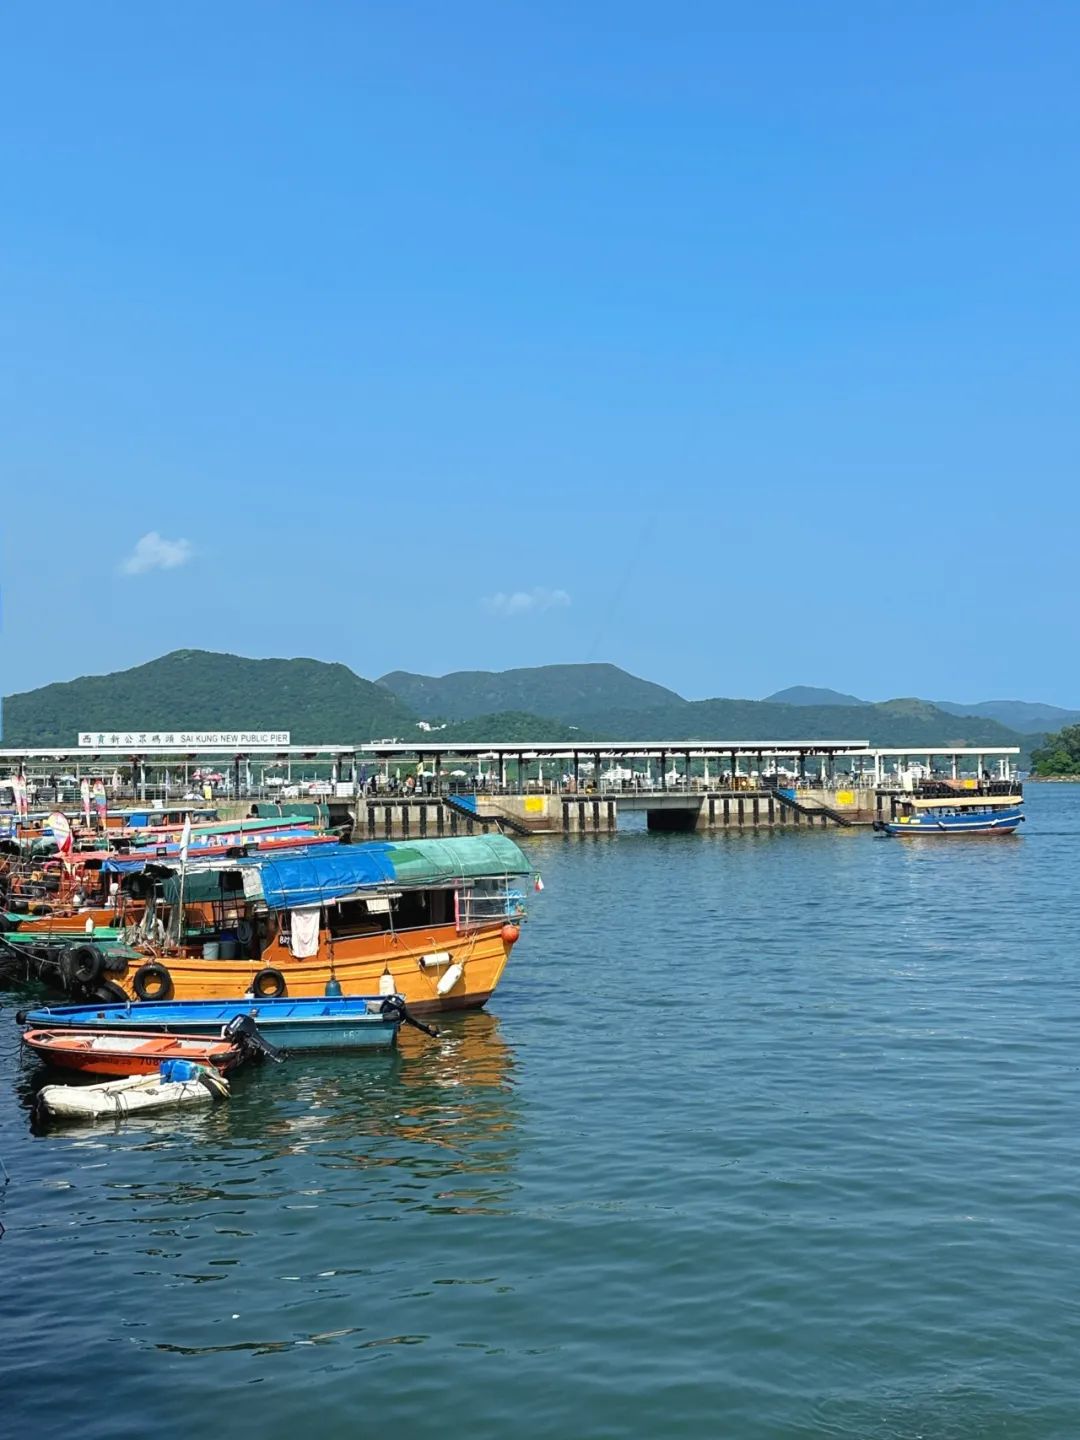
[20,995,401,1051]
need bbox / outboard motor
[379,994,440,1038]
[224,1013,285,1064]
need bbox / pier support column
[563,798,618,833]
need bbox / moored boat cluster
[0,805,532,1122]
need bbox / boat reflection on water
[397,1007,514,1088]
[230,1010,521,1215]
[11,1007,521,1213]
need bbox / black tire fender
[132,962,172,1002]
[251,967,286,999]
[65,943,105,986]
[95,979,129,1004]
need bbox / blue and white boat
[17,994,405,1052]
[874,783,1024,837]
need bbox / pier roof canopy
[0,738,1020,763]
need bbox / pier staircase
[770,789,855,827]
[444,794,534,838]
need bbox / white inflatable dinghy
[36,1064,229,1122]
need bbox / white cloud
[119,532,194,576]
[484,588,571,617]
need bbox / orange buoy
[501,923,521,945]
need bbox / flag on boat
[534,873,544,892]
[90,778,107,826]
[45,812,73,855]
[179,815,192,863]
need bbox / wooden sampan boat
[18,994,414,1052]
[22,1027,244,1077]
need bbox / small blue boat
[18,995,405,1052]
[874,798,1024,836]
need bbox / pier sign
[77,730,291,748]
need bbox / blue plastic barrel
[160,1059,199,1083]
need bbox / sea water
[1,786,1078,1439]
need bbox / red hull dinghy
[21,1028,244,1077]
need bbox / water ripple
[2,790,1080,1437]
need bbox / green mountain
[2,651,1035,760]
[378,663,684,722]
[563,695,1029,753]
[763,687,1071,738]
[764,685,868,707]
[933,699,1080,734]
[439,711,587,744]
[2,649,416,746]
[380,663,1028,752]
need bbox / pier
[1,738,1022,838]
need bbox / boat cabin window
[458,879,524,927]
[325,898,392,938]
[324,887,455,937]
[396,888,454,928]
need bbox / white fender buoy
[419,952,451,970]
[436,962,464,996]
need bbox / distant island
[0,652,1062,766]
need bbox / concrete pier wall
[355,799,503,841]
[345,789,879,839]
[236,786,885,840]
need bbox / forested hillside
[2,650,416,745]
[378,663,682,722]
[3,651,1036,758]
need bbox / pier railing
[7,773,1020,813]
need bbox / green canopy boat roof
[159,834,531,911]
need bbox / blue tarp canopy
[243,835,530,911]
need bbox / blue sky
[3,2,1078,705]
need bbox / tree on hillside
[1030,725,1080,776]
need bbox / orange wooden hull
[21,1028,240,1077]
[108,922,521,1014]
